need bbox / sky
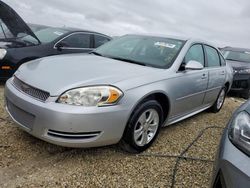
[3,0,250,48]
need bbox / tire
[120,100,164,153]
[241,90,250,99]
[213,172,226,188]
[210,87,226,113]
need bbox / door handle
[220,71,225,75]
[201,74,207,79]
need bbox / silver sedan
[4,34,233,153]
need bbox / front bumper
[230,73,250,93]
[212,129,250,188]
[4,78,130,148]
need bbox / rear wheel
[120,100,163,153]
[210,87,226,113]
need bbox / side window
[219,54,226,66]
[204,46,220,67]
[94,35,110,48]
[61,33,91,48]
[184,44,205,66]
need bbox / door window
[185,44,205,66]
[61,33,91,48]
[94,35,110,48]
[219,54,226,66]
[205,46,220,67]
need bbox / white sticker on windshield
[154,42,176,48]
[54,31,64,36]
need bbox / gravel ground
[0,84,245,188]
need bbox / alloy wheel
[133,109,159,147]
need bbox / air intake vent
[47,130,101,140]
[12,76,50,102]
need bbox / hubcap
[217,89,225,110]
[133,109,159,147]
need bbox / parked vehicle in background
[28,23,50,32]
[221,47,250,99]
[212,101,250,188]
[0,1,111,80]
[5,34,232,153]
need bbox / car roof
[28,24,111,38]
[124,34,217,47]
[221,46,250,52]
[126,33,189,41]
[57,27,111,38]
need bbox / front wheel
[120,100,163,153]
[209,87,226,113]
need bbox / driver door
[169,44,209,119]
[54,33,93,54]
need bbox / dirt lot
[0,84,245,188]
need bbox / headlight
[0,49,7,60]
[229,111,250,156]
[238,69,250,74]
[57,86,123,107]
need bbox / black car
[0,1,111,80]
[221,47,250,99]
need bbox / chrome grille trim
[47,129,101,140]
[12,76,50,102]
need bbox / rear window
[219,54,226,66]
[94,35,110,48]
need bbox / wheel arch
[127,91,171,126]
[224,82,230,93]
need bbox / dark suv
[221,47,250,99]
[0,1,111,80]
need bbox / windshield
[22,28,68,44]
[223,50,250,63]
[0,19,14,38]
[0,19,39,46]
[94,35,185,68]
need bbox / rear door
[203,45,226,105]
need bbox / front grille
[12,77,50,102]
[6,99,35,130]
[47,129,101,140]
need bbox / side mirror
[185,60,203,70]
[55,42,68,51]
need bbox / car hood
[0,40,31,48]
[15,54,160,96]
[227,60,250,70]
[0,1,40,43]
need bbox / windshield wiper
[108,56,147,66]
[89,51,104,57]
